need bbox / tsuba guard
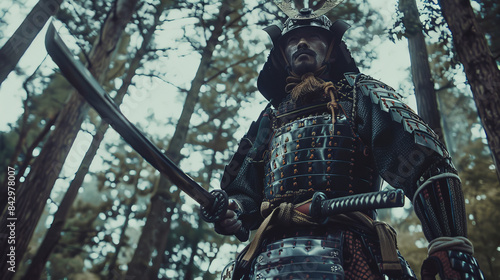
[200,189,228,223]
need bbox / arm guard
[345,73,467,241]
[413,167,467,240]
[220,106,273,231]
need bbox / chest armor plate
[264,113,380,205]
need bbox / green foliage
[0,73,72,183]
[456,139,500,279]
[327,0,386,69]
[43,139,154,279]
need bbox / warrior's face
[283,28,330,75]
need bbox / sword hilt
[200,189,249,242]
[309,189,405,221]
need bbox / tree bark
[0,1,139,278]
[399,0,446,145]
[438,0,500,180]
[20,121,105,280]
[107,170,141,280]
[0,0,63,86]
[126,1,233,278]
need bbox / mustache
[292,49,317,60]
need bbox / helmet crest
[274,0,344,20]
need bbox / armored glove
[421,250,485,280]
[214,199,243,235]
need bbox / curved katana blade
[44,22,214,208]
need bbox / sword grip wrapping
[309,189,405,220]
[200,190,249,242]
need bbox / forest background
[0,0,499,279]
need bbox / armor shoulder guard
[344,72,454,197]
[344,72,448,158]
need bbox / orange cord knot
[324,81,339,127]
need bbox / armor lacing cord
[239,201,403,275]
[284,66,340,128]
[412,173,461,207]
[241,200,317,263]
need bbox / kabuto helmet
[257,1,359,106]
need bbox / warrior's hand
[421,250,485,280]
[214,199,243,235]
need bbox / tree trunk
[0,0,63,86]
[399,0,446,145]
[438,0,500,180]
[1,93,31,211]
[107,170,141,280]
[147,199,176,278]
[183,220,202,280]
[0,1,139,278]
[126,2,233,278]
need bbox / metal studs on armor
[331,264,343,272]
[330,250,340,258]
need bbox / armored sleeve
[220,108,272,231]
[346,73,467,241]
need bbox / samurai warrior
[215,4,484,280]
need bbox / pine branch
[204,53,260,83]
[134,73,188,93]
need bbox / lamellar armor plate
[263,105,381,215]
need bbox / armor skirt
[249,228,416,280]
